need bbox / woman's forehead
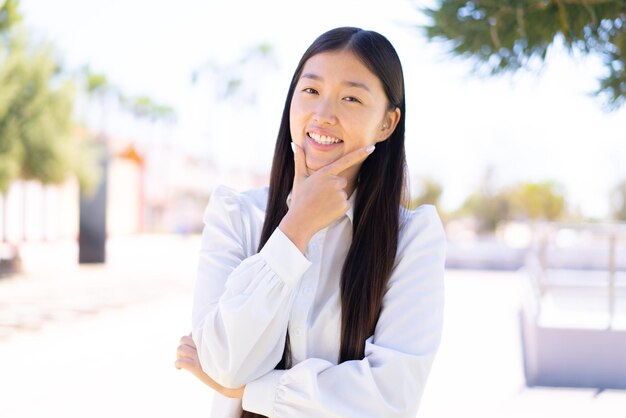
[299,50,382,90]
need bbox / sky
[18,0,626,219]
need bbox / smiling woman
[290,49,401,188]
[175,26,446,418]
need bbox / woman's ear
[376,107,401,142]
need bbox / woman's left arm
[242,206,446,417]
[175,333,245,399]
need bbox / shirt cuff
[241,369,286,416]
[259,227,312,288]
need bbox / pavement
[0,234,625,417]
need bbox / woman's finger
[324,144,375,176]
[174,357,196,371]
[176,344,198,360]
[179,334,195,346]
[291,142,308,189]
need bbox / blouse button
[293,328,303,337]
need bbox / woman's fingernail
[291,142,297,153]
[366,145,376,153]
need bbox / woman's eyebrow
[300,73,371,92]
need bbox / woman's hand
[279,143,374,253]
[175,333,245,399]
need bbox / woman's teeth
[309,132,342,145]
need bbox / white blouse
[192,184,446,417]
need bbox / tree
[0,0,21,32]
[0,35,94,191]
[0,36,91,246]
[18,46,76,185]
[460,188,511,232]
[1,0,91,191]
[1,1,100,248]
[0,0,23,194]
[77,65,175,130]
[458,167,511,232]
[420,0,626,110]
[123,95,175,123]
[508,181,567,221]
[455,166,568,231]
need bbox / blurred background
[0,0,625,417]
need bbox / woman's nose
[313,98,337,125]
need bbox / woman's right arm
[194,145,373,390]
[192,185,312,389]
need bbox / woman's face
[289,49,400,181]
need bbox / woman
[175,26,446,417]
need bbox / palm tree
[420,0,626,110]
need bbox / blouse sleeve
[191,185,312,388]
[241,205,446,417]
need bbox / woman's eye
[303,88,318,94]
[343,96,362,104]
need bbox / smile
[308,132,343,145]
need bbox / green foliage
[459,173,567,231]
[460,187,511,232]
[0,35,23,193]
[124,95,176,122]
[18,45,75,184]
[420,0,626,110]
[508,181,566,220]
[77,66,175,126]
[0,29,100,194]
[81,65,111,96]
[0,139,21,193]
[0,0,22,32]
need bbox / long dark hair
[242,27,407,417]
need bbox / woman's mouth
[307,132,343,145]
